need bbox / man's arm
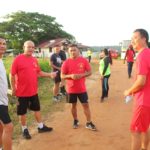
[81,70,92,77]
[38,71,57,78]
[123,50,128,64]
[49,61,61,71]
[9,74,16,96]
[61,73,73,79]
[61,70,92,80]
[124,75,146,96]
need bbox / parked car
[109,49,119,59]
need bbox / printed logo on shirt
[78,63,84,71]
[33,62,38,67]
[33,62,38,71]
[56,57,62,64]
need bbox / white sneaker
[57,93,63,100]
[53,96,60,102]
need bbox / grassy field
[3,56,98,139]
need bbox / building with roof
[35,38,90,58]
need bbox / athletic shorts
[54,71,61,83]
[17,94,40,115]
[130,105,150,132]
[0,105,11,124]
[66,92,88,103]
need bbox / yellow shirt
[87,50,92,56]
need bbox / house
[36,38,90,58]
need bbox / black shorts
[54,71,61,83]
[17,94,40,115]
[66,92,88,103]
[0,105,11,124]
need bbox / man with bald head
[0,38,13,150]
[10,40,56,139]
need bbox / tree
[0,11,75,51]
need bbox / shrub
[38,58,51,72]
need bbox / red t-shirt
[11,54,41,97]
[126,49,135,62]
[134,48,150,107]
[61,56,91,93]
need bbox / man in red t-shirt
[61,44,96,131]
[124,29,150,150]
[10,41,56,139]
[124,44,135,78]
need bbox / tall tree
[0,11,75,50]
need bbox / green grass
[3,57,99,139]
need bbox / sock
[38,122,44,129]
[22,126,27,132]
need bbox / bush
[38,58,51,72]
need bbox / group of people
[0,28,150,150]
[0,39,96,150]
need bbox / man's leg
[71,103,78,120]
[2,123,13,150]
[82,103,91,122]
[128,62,132,78]
[60,79,66,95]
[131,132,141,150]
[0,123,3,149]
[82,103,96,131]
[130,62,133,77]
[141,132,149,150]
[53,82,60,96]
[19,115,27,126]
[34,111,42,123]
[19,114,31,139]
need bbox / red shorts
[130,105,150,132]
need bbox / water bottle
[125,95,132,103]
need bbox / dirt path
[13,60,135,150]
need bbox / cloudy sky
[0,0,149,46]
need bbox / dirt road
[13,60,135,150]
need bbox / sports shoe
[73,120,79,129]
[57,93,63,99]
[38,124,53,133]
[86,122,96,131]
[53,96,60,102]
[23,128,31,139]
[62,91,67,96]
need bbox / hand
[70,74,81,80]
[12,88,16,96]
[75,74,83,79]
[100,75,104,80]
[50,72,57,78]
[124,90,130,97]
[7,89,12,95]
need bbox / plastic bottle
[125,95,132,103]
